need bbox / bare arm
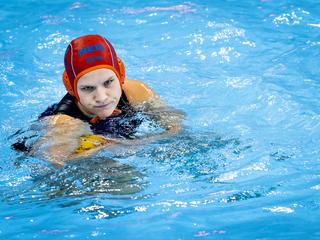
[31,114,114,166]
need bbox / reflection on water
[141,130,252,180]
[3,156,146,206]
[36,157,146,197]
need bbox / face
[76,68,122,119]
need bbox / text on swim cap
[86,56,103,63]
[78,44,105,56]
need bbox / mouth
[94,102,113,109]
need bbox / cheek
[112,83,122,99]
[79,93,93,106]
[112,89,121,99]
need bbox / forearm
[30,115,93,165]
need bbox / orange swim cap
[62,34,125,100]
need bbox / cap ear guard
[117,57,125,85]
[62,70,75,96]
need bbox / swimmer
[17,34,183,165]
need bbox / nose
[94,87,108,103]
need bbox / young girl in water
[26,34,183,165]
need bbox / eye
[104,78,114,87]
[80,86,95,92]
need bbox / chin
[96,110,114,119]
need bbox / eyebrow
[105,76,115,81]
[79,84,95,87]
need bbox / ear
[117,57,125,85]
[62,71,75,96]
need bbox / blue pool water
[1,0,320,239]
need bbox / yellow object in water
[75,134,111,154]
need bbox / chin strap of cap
[89,109,122,124]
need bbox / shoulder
[122,79,157,105]
[42,93,88,121]
[39,93,75,118]
[56,93,77,112]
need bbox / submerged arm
[123,79,185,138]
